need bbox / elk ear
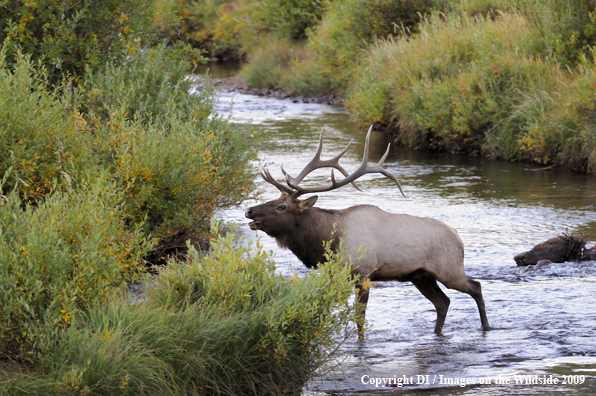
[298,196,318,212]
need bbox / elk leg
[463,277,491,331]
[410,272,451,334]
[355,280,370,342]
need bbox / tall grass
[345,7,596,171]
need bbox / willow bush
[0,173,148,361]
[0,49,94,200]
[0,43,258,361]
[82,45,258,242]
[0,0,177,84]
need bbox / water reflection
[207,84,596,395]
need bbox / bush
[0,0,177,84]
[82,46,258,243]
[498,61,596,172]
[0,43,259,362]
[0,173,148,361]
[1,43,257,251]
[240,37,309,90]
[0,49,94,201]
[306,0,439,91]
[3,223,357,395]
[167,0,228,53]
[520,0,596,66]
[180,0,327,58]
[82,44,209,124]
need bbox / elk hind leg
[464,278,490,330]
[410,271,450,334]
[450,277,491,331]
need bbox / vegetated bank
[180,0,596,173]
[0,1,357,394]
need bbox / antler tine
[283,127,362,192]
[375,143,406,197]
[283,125,407,197]
[259,164,294,195]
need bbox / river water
[202,72,596,395]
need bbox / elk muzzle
[245,207,260,230]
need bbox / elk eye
[276,204,286,211]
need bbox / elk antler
[281,127,361,192]
[261,125,406,198]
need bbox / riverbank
[185,1,596,174]
[204,77,344,105]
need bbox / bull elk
[245,126,490,340]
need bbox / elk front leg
[355,280,370,342]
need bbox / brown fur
[514,233,586,266]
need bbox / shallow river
[203,73,596,395]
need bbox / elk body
[245,127,490,339]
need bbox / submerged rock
[514,233,586,266]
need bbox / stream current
[203,74,596,395]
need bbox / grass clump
[3,223,357,395]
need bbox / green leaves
[0,0,179,84]
[0,173,148,360]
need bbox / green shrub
[307,0,439,91]
[520,0,596,66]
[82,44,209,125]
[0,173,148,361]
[500,61,596,172]
[0,0,177,84]
[284,51,343,96]
[167,0,228,53]
[0,49,94,201]
[0,44,260,363]
[1,43,257,248]
[246,0,326,41]
[82,46,258,242]
[240,37,309,90]
[200,0,327,57]
[99,111,257,243]
[4,223,357,395]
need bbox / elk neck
[274,207,341,269]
